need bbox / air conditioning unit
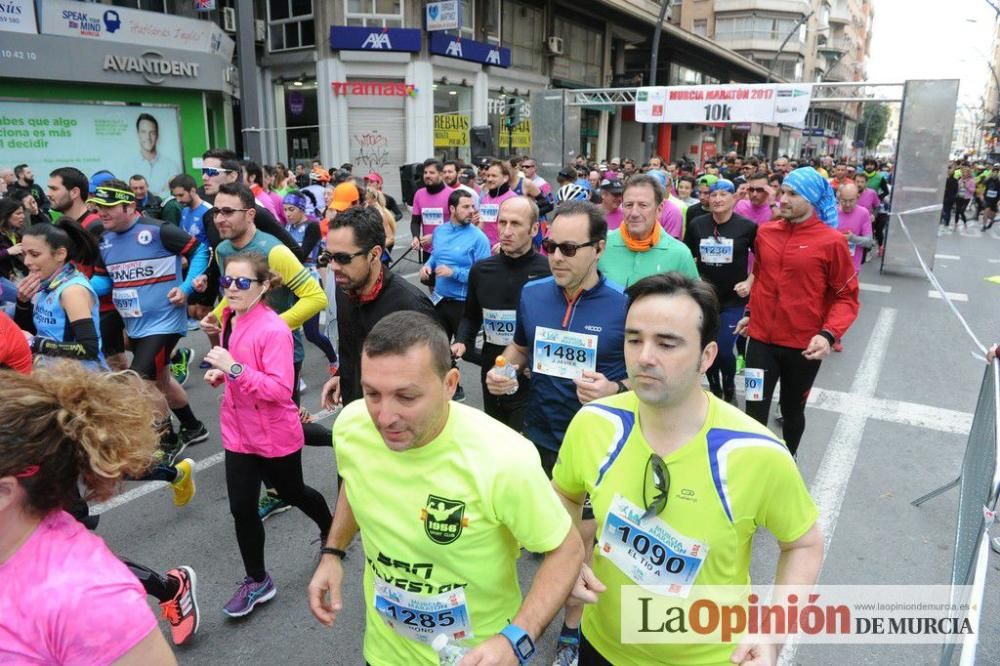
[255,19,266,42]
[546,35,564,55]
[222,7,236,33]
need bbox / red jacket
[748,215,859,348]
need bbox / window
[715,13,805,44]
[552,17,603,85]
[501,0,543,73]
[112,0,166,11]
[345,0,404,28]
[692,19,707,37]
[269,0,315,52]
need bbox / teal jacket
[598,229,699,288]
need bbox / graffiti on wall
[353,130,390,170]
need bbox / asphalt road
[91,221,1000,664]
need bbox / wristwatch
[616,380,628,394]
[228,362,244,379]
[499,624,535,664]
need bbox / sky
[867,0,997,110]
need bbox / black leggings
[580,632,614,665]
[955,198,971,224]
[743,338,822,457]
[225,449,332,581]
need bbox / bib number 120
[617,525,685,573]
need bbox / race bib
[598,494,708,597]
[532,326,597,379]
[847,240,857,255]
[699,237,734,264]
[112,288,142,318]
[479,203,500,224]
[373,578,472,644]
[429,290,444,306]
[423,207,445,227]
[988,190,998,199]
[483,308,516,346]
[744,368,764,401]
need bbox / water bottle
[432,633,470,665]
[493,356,519,395]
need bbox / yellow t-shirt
[335,400,572,666]
[553,392,818,665]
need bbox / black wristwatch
[320,547,347,560]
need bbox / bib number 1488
[540,343,588,363]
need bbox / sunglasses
[202,167,236,177]
[747,187,768,194]
[220,276,261,290]
[642,454,670,521]
[211,207,249,218]
[319,248,368,266]
[523,163,536,168]
[541,238,598,257]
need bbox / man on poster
[131,113,181,197]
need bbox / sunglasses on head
[202,167,236,177]
[642,454,670,521]
[541,238,598,257]
[220,276,261,290]
[319,248,368,266]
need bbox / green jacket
[598,229,699,288]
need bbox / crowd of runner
[0,147,891,665]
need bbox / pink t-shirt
[659,200,684,239]
[478,189,518,247]
[837,205,873,272]
[858,188,880,215]
[605,206,624,231]
[733,200,773,225]
[0,511,157,665]
[412,186,455,251]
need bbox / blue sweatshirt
[426,221,491,300]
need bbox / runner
[419,189,490,403]
[733,171,774,225]
[683,179,756,404]
[675,175,698,207]
[0,310,32,373]
[0,364,199,657]
[980,164,1000,231]
[737,167,860,456]
[308,311,584,665]
[90,180,211,460]
[130,175,163,219]
[479,160,518,250]
[410,159,454,261]
[597,174,698,288]
[599,179,625,231]
[553,272,823,665]
[204,251,332,617]
[453,196,550,430]
[684,174,715,226]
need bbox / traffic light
[505,97,519,129]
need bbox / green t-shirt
[553,392,818,665]
[334,400,572,666]
[598,230,699,289]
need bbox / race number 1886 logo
[420,495,468,545]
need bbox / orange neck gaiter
[619,221,661,252]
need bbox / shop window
[488,91,531,159]
[268,0,315,52]
[345,0,404,27]
[434,83,473,163]
[501,0,543,73]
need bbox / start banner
[636,84,812,125]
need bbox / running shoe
[169,348,194,386]
[157,429,187,466]
[735,354,746,374]
[179,422,209,448]
[298,377,308,394]
[160,566,200,645]
[170,459,196,507]
[258,490,292,521]
[223,574,276,617]
[552,637,580,666]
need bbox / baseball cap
[89,170,116,194]
[330,182,360,212]
[475,157,492,170]
[87,185,135,207]
[364,171,383,185]
[600,179,624,195]
[459,168,477,184]
[558,167,577,181]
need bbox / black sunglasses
[642,454,670,521]
[541,238,598,257]
[747,187,768,194]
[211,206,249,218]
[319,248,368,266]
[220,276,261,290]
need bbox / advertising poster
[0,100,184,195]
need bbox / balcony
[714,30,809,58]
[715,0,810,14]
[829,0,851,25]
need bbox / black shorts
[128,333,182,381]
[99,309,126,356]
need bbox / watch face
[514,635,534,658]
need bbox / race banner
[635,84,813,124]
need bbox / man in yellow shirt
[308,311,584,665]
[553,272,823,665]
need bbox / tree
[856,102,890,151]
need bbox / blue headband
[783,167,839,228]
[283,192,308,211]
[709,179,735,194]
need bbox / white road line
[928,290,969,302]
[935,254,961,261]
[989,259,1000,264]
[403,270,421,280]
[91,451,225,515]
[859,282,892,294]
[780,307,897,665]
[807,388,971,435]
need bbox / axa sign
[429,32,510,68]
[329,26,421,53]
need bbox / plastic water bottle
[493,356,519,395]
[432,634,470,665]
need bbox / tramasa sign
[329,25,421,53]
[331,81,417,97]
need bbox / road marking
[780,307,897,665]
[404,270,421,280]
[935,254,961,261]
[989,259,1000,264]
[859,282,892,294]
[928,290,969,302]
[92,452,225,515]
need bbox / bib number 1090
[616,524,685,574]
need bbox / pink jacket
[219,302,303,457]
